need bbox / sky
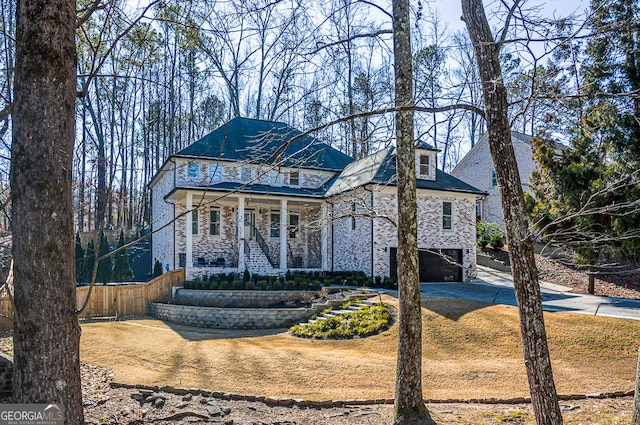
[431,0,590,31]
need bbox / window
[192,209,199,234]
[210,208,221,236]
[442,201,453,230]
[419,155,430,176]
[241,166,252,182]
[351,203,356,230]
[187,161,200,178]
[289,170,300,186]
[270,170,282,185]
[209,164,222,181]
[270,212,280,237]
[289,213,299,239]
[491,169,498,188]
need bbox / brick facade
[452,133,536,226]
[329,187,477,281]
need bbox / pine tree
[74,233,85,283]
[112,229,133,282]
[84,239,96,283]
[529,0,640,292]
[96,231,112,283]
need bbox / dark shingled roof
[176,117,354,171]
[416,140,439,151]
[327,147,485,196]
[168,180,335,199]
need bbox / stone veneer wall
[148,302,322,329]
[0,352,13,399]
[173,289,319,308]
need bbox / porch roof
[165,180,333,201]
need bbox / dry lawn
[80,295,640,401]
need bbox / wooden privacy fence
[0,269,185,331]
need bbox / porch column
[237,196,245,271]
[279,199,287,270]
[185,192,193,268]
[320,203,329,271]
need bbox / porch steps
[296,301,372,326]
[246,240,278,275]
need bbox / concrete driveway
[419,266,640,321]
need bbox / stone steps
[297,301,373,326]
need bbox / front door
[244,210,256,240]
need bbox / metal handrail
[254,228,278,268]
[244,238,251,260]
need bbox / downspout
[363,185,375,280]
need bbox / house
[149,117,485,282]
[452,131,545,226]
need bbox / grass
[290,301,390,339]
[77,294,640,401]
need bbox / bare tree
[461,1,562,424]
[11,0,84,424]
[392,0,435,423]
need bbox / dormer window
[419,155,430,176]
[209,164,222,181]
[241,166,252,182]
[270,170,282,186]
[289,170,300,187]
[187,161,200,178]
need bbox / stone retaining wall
[148,302,324,329]
[112,382,636,408]
[0,352,13,399]
[173,289,326,308]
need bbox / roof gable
[176,117,354,171]
[327,146,485,196]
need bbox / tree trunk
[392,0,435,424]
[633,346,640,425]
[461,1,563,424]
[11,0,84,422]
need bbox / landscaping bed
[290,301,393,339]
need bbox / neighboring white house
[452,131,543,226]
[149,117,485,282]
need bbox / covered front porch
[170,190,329,279]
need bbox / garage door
[390,248,462,282]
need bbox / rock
[153,398,165,409]
[206,400,219,407]
[222,420,234,425]
[221,406,231,415]
[131,394,145,401]
[277,398,295,407]
[206,405,223,417]
[199,397,210,405]
[182,393,192,402]
[139,389,154,396]
[176,403,189,409]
